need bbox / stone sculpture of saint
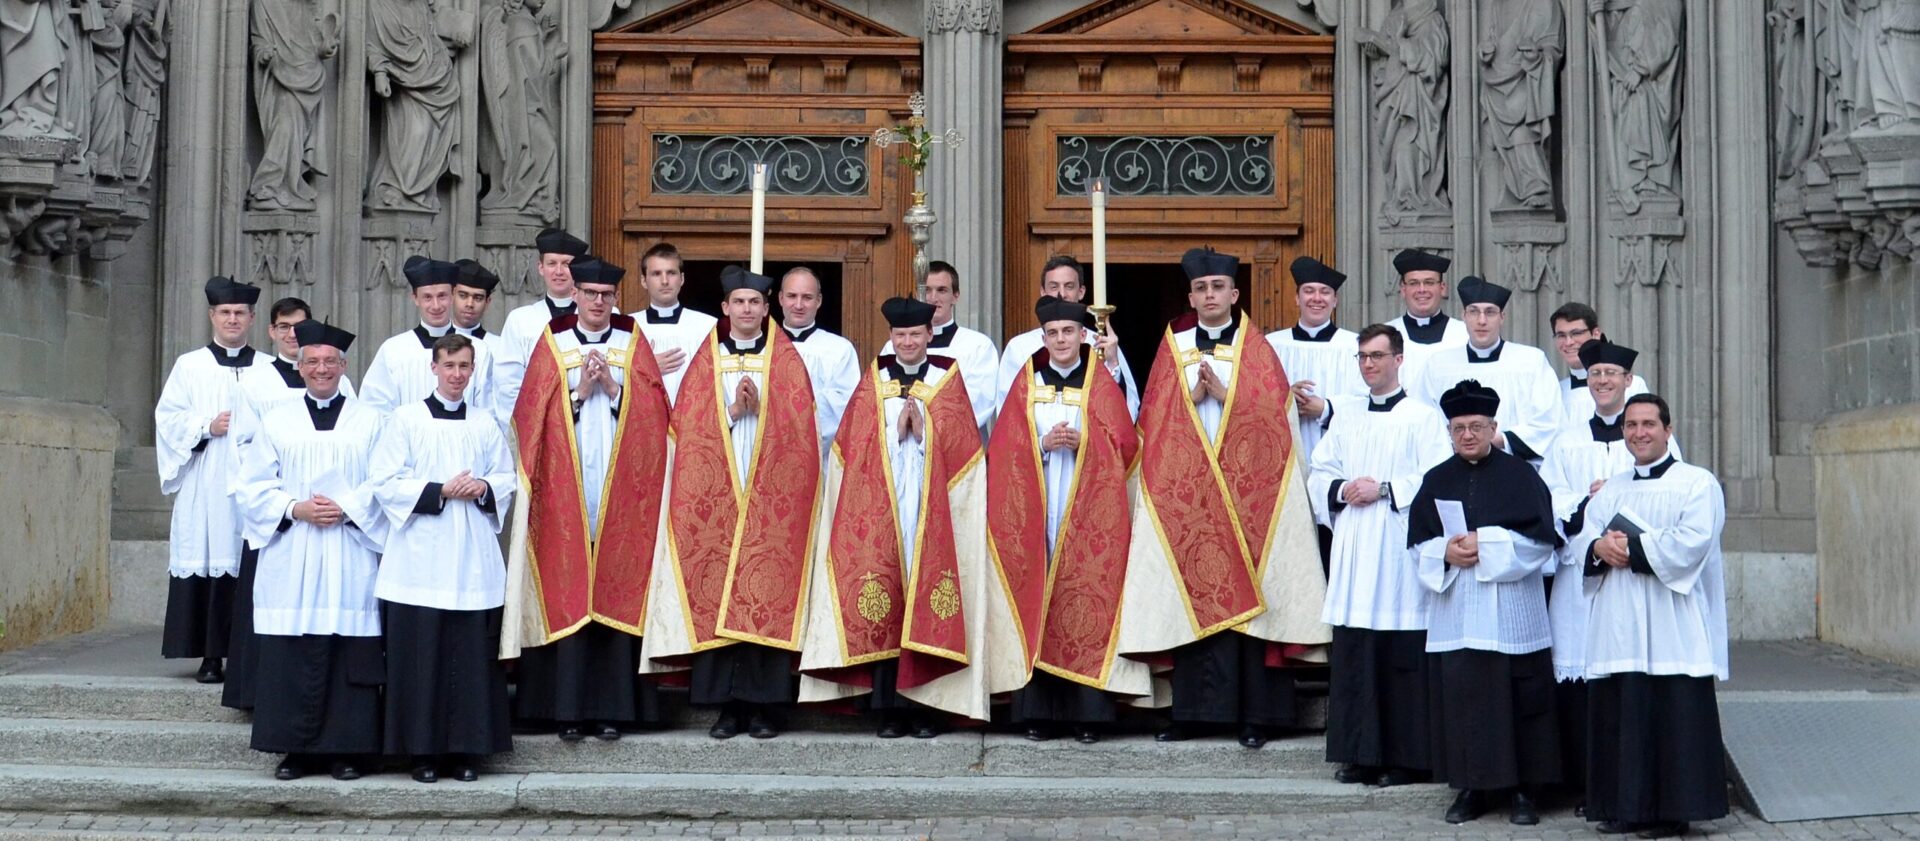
[88,0,130,179]
[1479,0,1564,209]
[120,0,167,189]
[477,0,564,223]
[366,0,468,214]
[1854,0,1920,130]
[0,0,65,136]
[1589,0,1684,215]
[1357,0,1451,223]
[248,0,339,211]
[1813,0,1859,140]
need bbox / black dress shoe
[1635,822,1689,839]
[592,722,622,741]
[1024,724,1054,742]
[1334,765,1380,785]
[876,716,906,739]
[1444,789,1487,824]
[1374,767,1428,788]
[1154,724,1193,742]
[557,725,585,743]
[328,760,362,782]
[1073,727,1100,745]
[273,757,303,781]
[911,719,939,739]
[195,657,225,684]
[708,711,740,740]
[453,764,480,782]
[747,714,778,739]
[1596,820,1641,835]
[410,764,438,784]
[1238,724,1268,749]
[1509,791,1540,826]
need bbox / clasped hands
[1340,477,1383,507]
[1042,421,1081,454]
[575,350,622,403]
[1189,361,1229,405]
[1444,532,1480,569]
[728,377,761,422]
[1593,530,1633,569]
[896,400,926,444]
[439,470,489,503]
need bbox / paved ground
[5,807,1920,839]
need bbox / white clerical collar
[730,330,764,345]
[1570,367,1588,378]
[454,324,481,337]
[1198,319,1233,339]
[1406,312,1437,327]
[650,303,681,318]
[1296,320,1331,338]
[1597,408,1624,425]
[1370,389,1404,405]
[897,359,926,376]
[1048,360,1081,378]
[306,391,339,409]
[432,391,464,411]
[782,321,816,335]
[420,321,453,338]
[577,324,611,342]
[1633,455,1674,478]
[215,341,247,357]
[1468,339,1503,358]
[277,352,297,364]
[546,295,573,308]
[933,319,957,333]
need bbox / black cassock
[513,624,662,728]
[689,643,796,708]
[1406,450,1563,791]
[383,602,512,757]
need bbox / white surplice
[885,320,998,437]
[494,297,582,421]
[369,397,517,611]
[1415,526,1555,655]
[155,343,267,578]
[1308,391,1452,630]
[231,356,357,462]
[359,323,498,419]
[1391,312,1468,401]
[718,332,770,488]
[1172,318,1242,443]
[637,304,718,407]
[1571,457,1729,680]
[551,323,636,528]
[1267,322,1367,461]
[783,322,861,453]
[1414,339,1566,462]
[881,359,954,573]
[234,394,386,637]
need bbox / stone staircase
[0,628,1452,821]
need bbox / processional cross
[874,92,965,296]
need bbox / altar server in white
[360,256,495,416]
[235,320,386,783]
[1414,276,1563,464]
[1548,303,1648,421]
[994,256,1139,418]
[885,260,999,438]
[778,266,861,453]
[1308,323,1450,789]
[1387,249,1467,392]
[1571,393,1728,840]
[635,241,718,405]
[495,228,591,416]
[154,276,267,684]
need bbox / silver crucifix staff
[875,92,965,296]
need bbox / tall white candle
[1091,179,1108,308]
[750,164,768,274]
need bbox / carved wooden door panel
[591,0,922,355]
[1004,0,1336,347]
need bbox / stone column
[160,0,253,359]
[923,0,1004,340]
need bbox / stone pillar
[923,0,1004,340]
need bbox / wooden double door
[592,0,1335,360]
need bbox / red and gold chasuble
[987,350,1138,688]
[818,358,981,690]
[662,325,821,653]
[1136,313,1298,640]
[512,314,671,642]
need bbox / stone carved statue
[1479,0,1564,210]
[1356,0,1451,223]
[1589,0,1684,215]
[0,0,65,136]
[247,0,340,211]
[119,0,166,188]
[477,0,562,222]
[1813,0,1860,139]
[365,0,468,214]
[1771,0,1818,177]
[86,0,129,179]
[1854,0,1920,129]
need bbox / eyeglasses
[1448,422,1494,436]
[1552,327,1594,342]
[1355,351,1397,363]
[574,288,618,302]
[298,358,346,370]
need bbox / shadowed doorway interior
[1104,263,1254,390]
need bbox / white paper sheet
[1435,499,1469,539]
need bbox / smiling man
[777,266,860,454]
[495,228,592,418]
[883,261,1000,438]
[1389,249,1467,392]
[154,276,268,685]
[361,256,491,416]
[1548,303,1649,420]
[1569,394,1728,840]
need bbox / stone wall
[1814,401,1920,667]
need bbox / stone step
[0,673,1330,730]
[0,717,1334,779]
[0,764,1453,820]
